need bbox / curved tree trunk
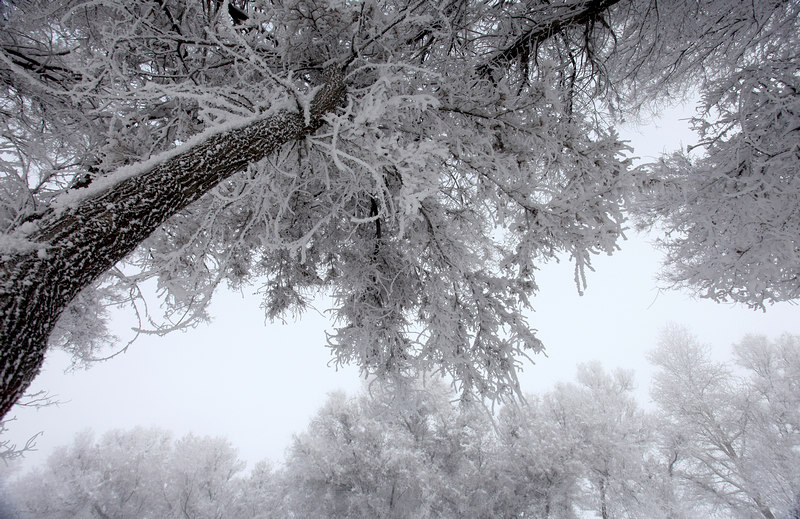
[0,70,346,419]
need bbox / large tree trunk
[0,70,346,419]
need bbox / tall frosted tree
[650,327,800,519]
[496,363,669,519]
[281,379,489,518]
[1,0,798,417]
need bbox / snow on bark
[0,69,346,419]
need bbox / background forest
[3,328,799,519]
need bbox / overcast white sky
[2,101,799,476]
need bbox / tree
[9,427,248,519]
[734,333,800,516]
[560,364,658,519]
[282,380,461,518]
[496,363,671,519]
[231,460,286,519]
[1,0,798,419]
[649,326,800,519]
[495,393,585,518]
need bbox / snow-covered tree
[11,428,174,518]
[282,379,474,518]
[496,363,668,519]
[232,460,286,519]
[496,392,585,518]
[1,0,798,420]
[563,364,658,518]
[649,326,800,519]
[9,427,248,519]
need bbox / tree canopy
[1,0,798,417]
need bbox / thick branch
[478,0,621,76]
[0,69,346,419]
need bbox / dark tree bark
[0,70,346,419]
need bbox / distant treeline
[5,329,799,518]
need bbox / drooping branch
[0,69,346,419]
